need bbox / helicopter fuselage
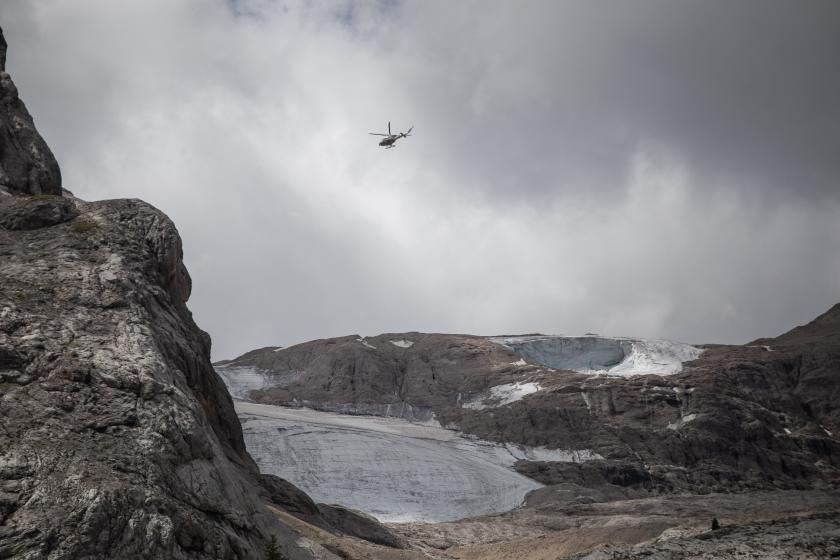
[370,123,412,148]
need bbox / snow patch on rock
[667,413,699,430]
[502,444,602,463]
[357,337,377,350]
[462,381,541,410]
[580,391,592,412]
[389,339,414,348]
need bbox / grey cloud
[398,1,840,203]
[1,0,838,359]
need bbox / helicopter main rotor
[368,122,413,145]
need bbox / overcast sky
[2,0,839,359]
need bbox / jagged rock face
[0,28,356,560]
[225,308,840,495]
[0,27,61,196]
[0,197,291,559]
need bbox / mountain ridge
[219,304,840,495]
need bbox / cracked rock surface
[0,194,325,559]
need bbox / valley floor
[390,489,840,559]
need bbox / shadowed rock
[318,504,407,549]
[258,473,406,549]
[0,195,78,230]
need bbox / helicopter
[369,122,413,149]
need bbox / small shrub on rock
[70,220,99,234]
[264,535,287,560]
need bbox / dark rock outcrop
[317,504,406,549]
[260,474,321,518]
[0,196,305,559]
[0,26,362,560]
[0,26,61,196]
[257,474,405,549]
[514,459,672,492]
[0,194,78,230]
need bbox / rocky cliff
[0,30,61,196]
[0,26,392,560]
[222,308,840,495]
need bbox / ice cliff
[489,335,702,376]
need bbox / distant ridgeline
[218,316,840,494]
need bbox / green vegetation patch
[28,194,61,202]
[70,220,100,234]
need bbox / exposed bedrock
[0,195,300,559]
[0,195,79,230]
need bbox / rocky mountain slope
[0,26,403,560]
[221,308,840,495]
[220,312,840,558]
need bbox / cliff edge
[0,25,346,560]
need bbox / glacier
[462,381,542,410]
[234,402,597,523]
[490,335,702,376]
